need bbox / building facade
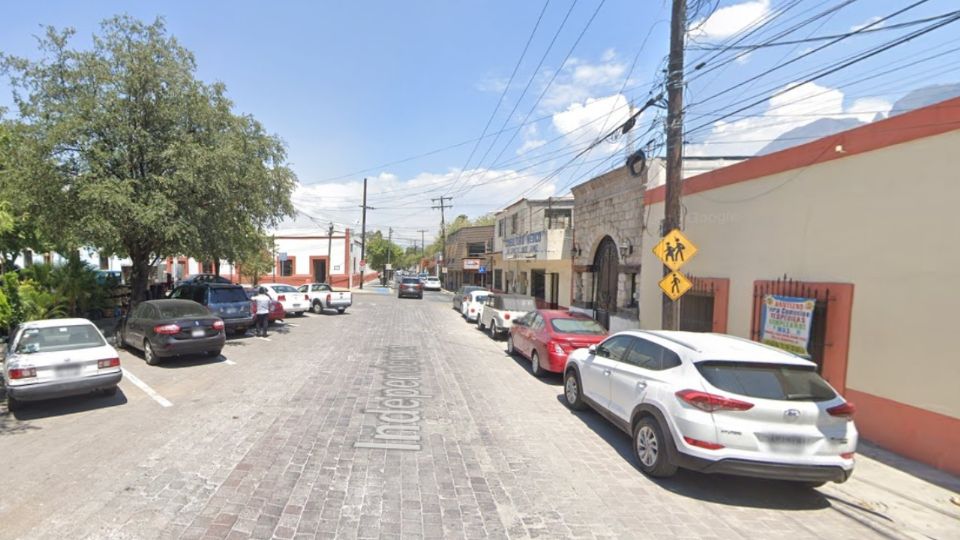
[639,97,960,475]
[491,198,573,308]
[442,225,494,291]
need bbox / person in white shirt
[252,288,271,337]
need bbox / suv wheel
[489,321,498,340]
[530,351,543,377]
[633,417,678,478]
[477,317,485,331]
[563,370,586,410]
[312,301,323,314]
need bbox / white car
[476,294,537,339]
[2,318,122,411]
[422,276,442,291]
[461,290,490,322]
[258,283,309,316]
[563,331,857,486]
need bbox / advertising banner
[760,294,816,357]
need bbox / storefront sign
[463,259,481,270]
[504,230,544,257]
[760,295,816,357]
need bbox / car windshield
[502,297,536,311]
[209,287,249,303]
[271,285,298,293]
[15,324,106,354]
[696,361,837,402]
[156,302,210,318]
[550,318,606,335]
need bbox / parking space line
[285,323,299,327]
[121,368,173,408]
[256,337,272,342]
[223,359,237,365]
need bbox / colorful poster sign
[760,295,816,357]
[463,259,481,270]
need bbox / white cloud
[517,138,547,154]
[689,0,770,41]
[686,82,891,156]
[552,94,632,146]
[851,16,884,32]
[476,76,508,93]
[541,54,629,111]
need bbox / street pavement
[1,290,958,539]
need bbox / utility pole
[359,177,374,290]
[662,0,687,330]
[327,222,334,284]
[386,227,393,283]
[431,196,452,275]
[417,229,428,273]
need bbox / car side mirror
[588,344,597,355]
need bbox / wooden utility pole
[417,229,428,272]
[431,196,452,273]
[327,222,334,283]
[359,177,374,289]
[662,0,687,330]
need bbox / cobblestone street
[1,290,957,540]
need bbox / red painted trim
[750,280,853,394]
[344,229,351,276]
[645,97,960,205]
[276,255,297,279]
[308,255,330,282]
[688,277,729,333]
[845,388,960,476]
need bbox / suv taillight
[9,367,37,379]
[154,324,180,335]
[98,358,120,369]
[675,389,754,412]
[827,401,856,420]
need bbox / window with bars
[546,208,571,230]
[280,259,294,276]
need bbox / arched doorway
[593,236,619,329]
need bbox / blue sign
[478,266,486,274]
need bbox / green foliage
[365,231,404,272]
[235,233,276,285]
[0,286,12,332]
[17,280,66,321]
[2,16,296,300]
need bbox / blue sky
[3,1,959,245]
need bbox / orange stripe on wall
[644,97,960,206]
[845,388,960,476]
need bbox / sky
[2,0,959,247]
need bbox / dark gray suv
[170,283,253,335]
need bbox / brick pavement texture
[0,293,956,540]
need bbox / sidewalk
[821,440,960,539]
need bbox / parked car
[453,285,485,310]
[563,330,857,486]
[460,290,490,322]
[258,283,309,316]
[476,294,536,339]
[243,287,284,323]
[421,276,442,291]
[170,283,254,335]
[398,277,423,299]
[2,318,122,411]
[115,299,226,365]
[298,283,352,314]
[175,273,232,286]
[508,310,608,377]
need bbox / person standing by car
[252,288,271,337]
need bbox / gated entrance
[679,279,715,332]
[592,236,619,329]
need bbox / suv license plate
[192,329,205,338]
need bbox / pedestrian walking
[252,287,271,337]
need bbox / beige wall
[641,131,960,419]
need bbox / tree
[235,233,276,285]
[0,121,53,271]
[365,230,403,272]
[2,16,296,302]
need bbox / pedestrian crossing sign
[659,271,692,301]
[653,228,698,271]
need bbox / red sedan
[507,310,608,377]
[268,299,284,323]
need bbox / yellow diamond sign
[652,228,698,271]
[659,271,692,301]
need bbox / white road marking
[285,323,299,327]
[121,368,173,408]
[256,337,272,342]
[223,359,237,365]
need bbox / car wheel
[102,386,118,397]
[6,395,21,412]
[506,335,515,355]
[337,308,346,314]
[113,327,125,349]
[530,351,543,378]
[563,370,587,410]
[312,301,323,314]
[633,417,678,478]
[144,340,160,366]
[489,321,498,340]
[477,317,485,331]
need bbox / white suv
[563,331,857,486]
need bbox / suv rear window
[696,361,837,402]
[209,287,249,304]
[501,297,536,311]
[402,278,421,284]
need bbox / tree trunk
[129,253,151,304]
[214,259,221,276]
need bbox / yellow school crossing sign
[659,271,692,301]
[652,228,698,271]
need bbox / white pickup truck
[298,283,352,314]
